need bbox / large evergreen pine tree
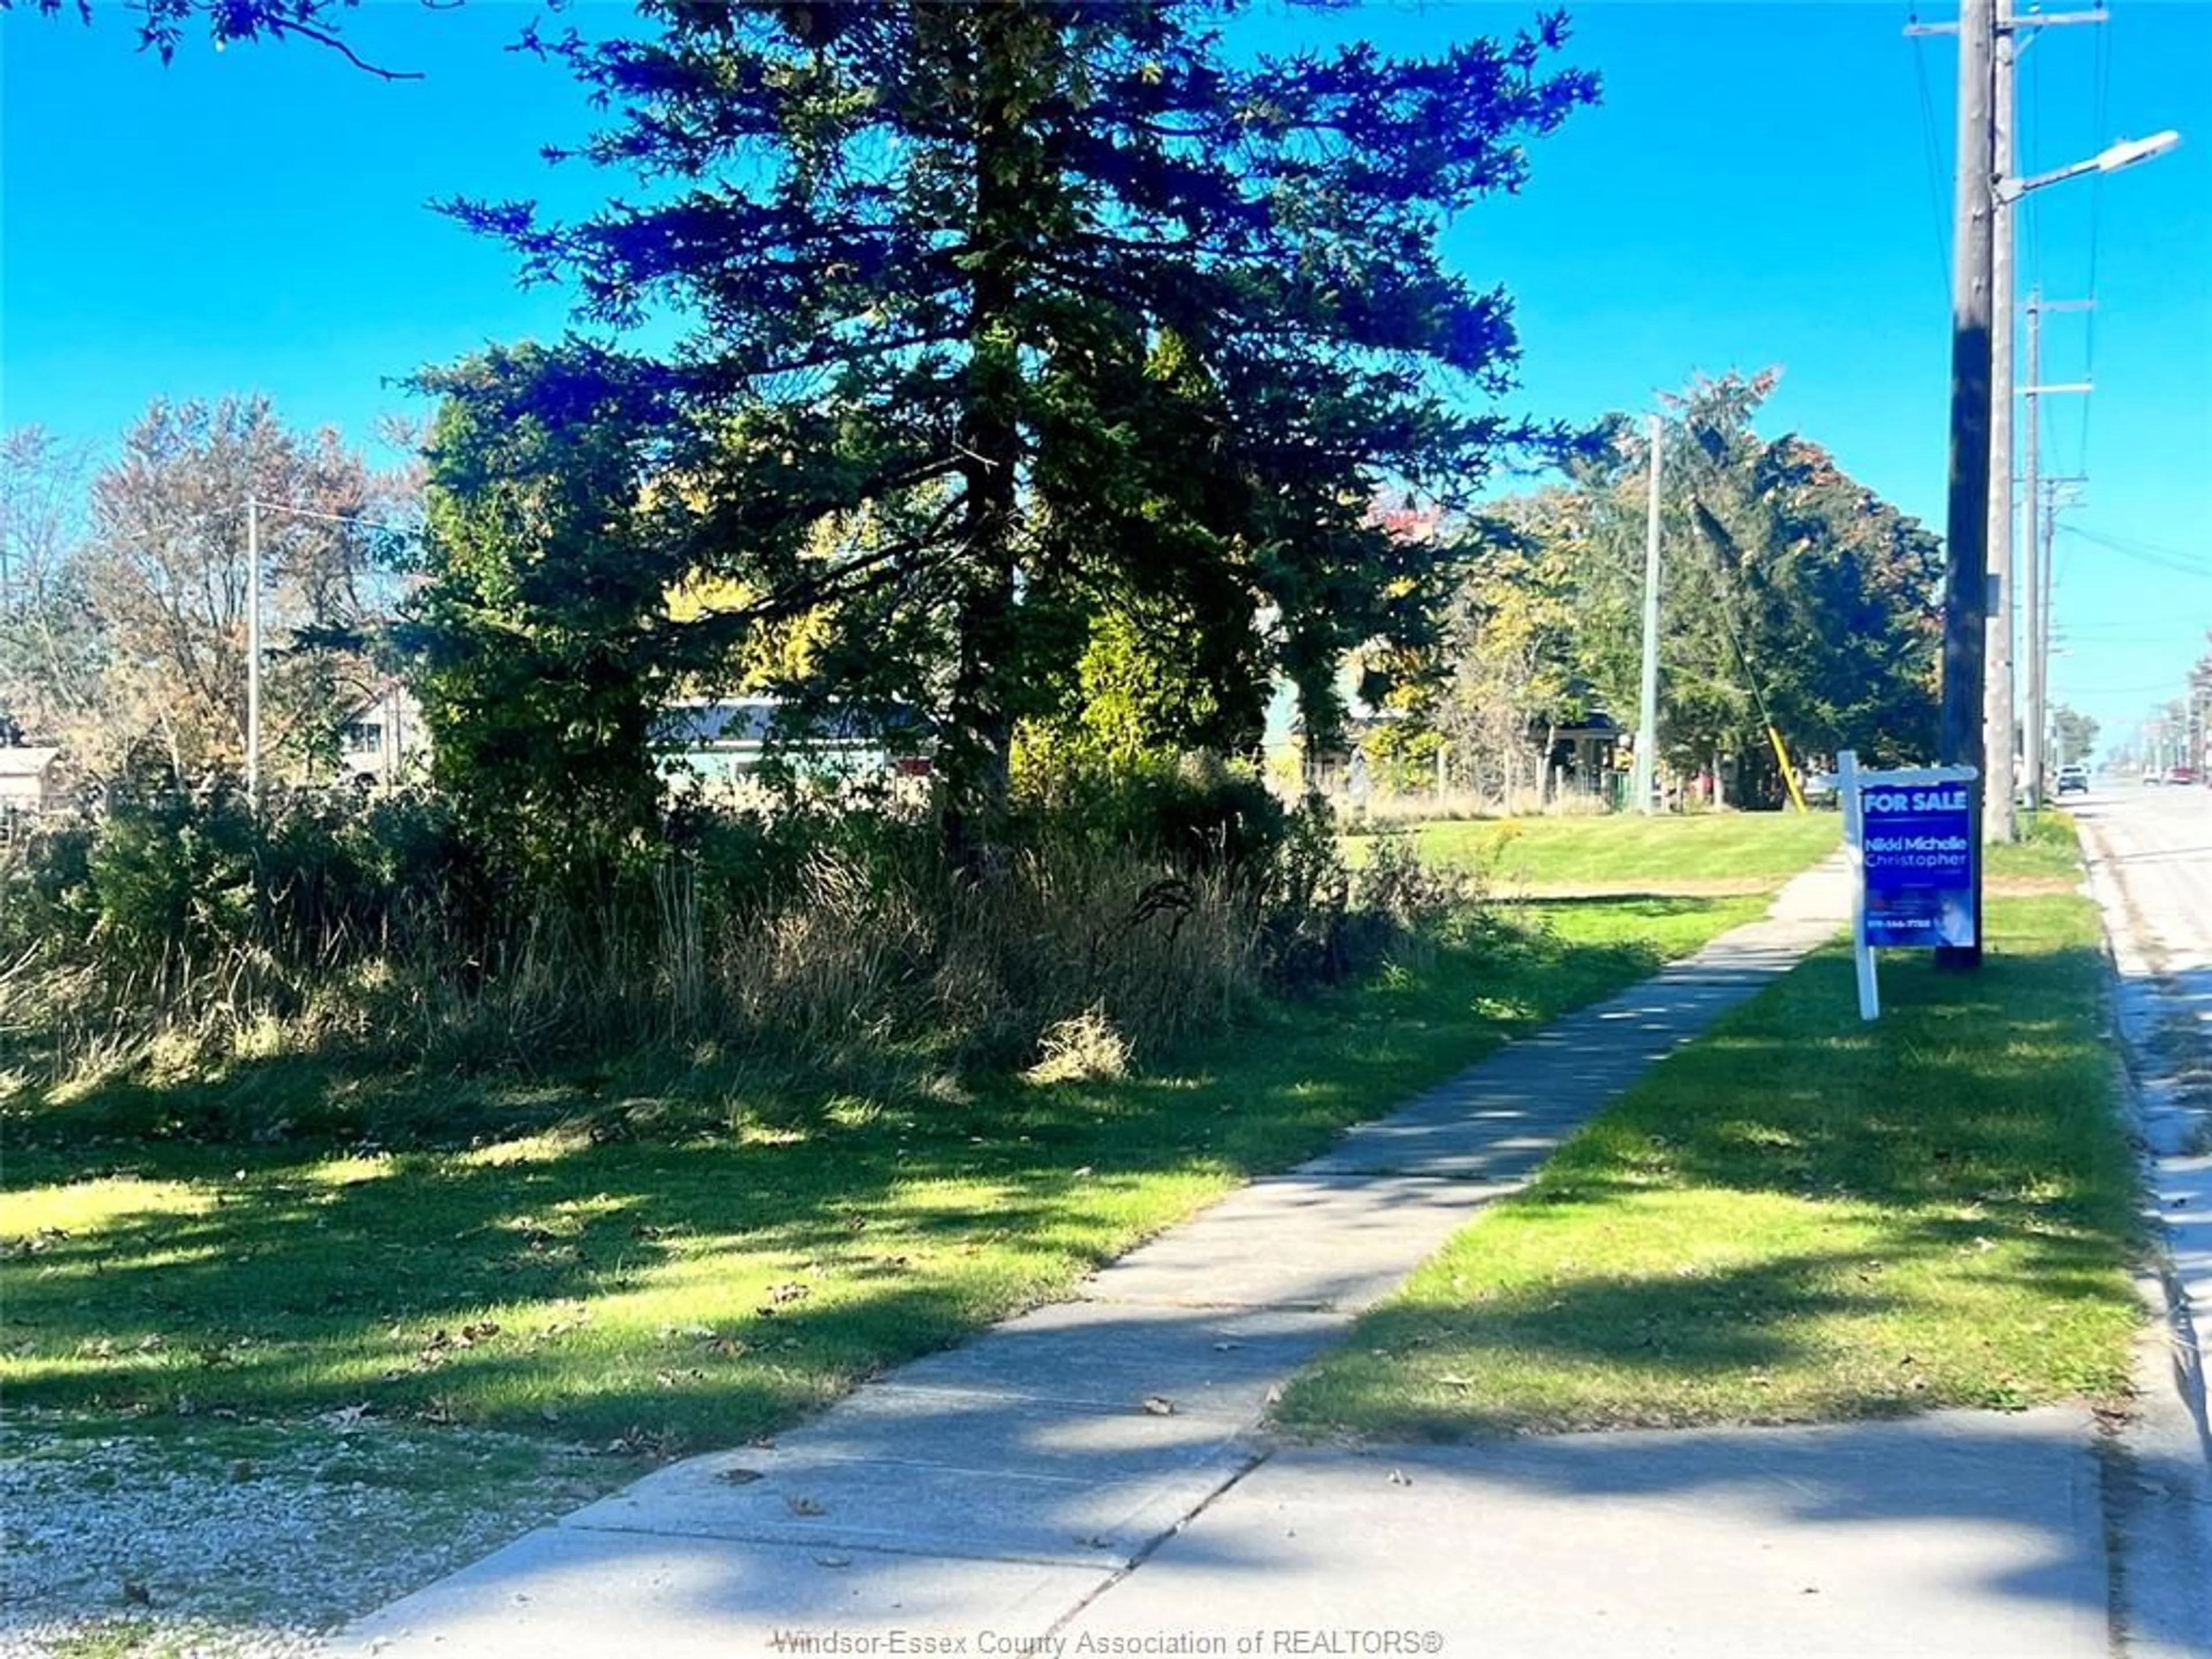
[433,0,1594,847]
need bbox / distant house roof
[655,697,926,749]
[0,747,61,779]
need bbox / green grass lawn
[1272,877,2142,1440]
[1994,808,2089,882]
[1,893,1767,1455]
[1351,811,1842,888]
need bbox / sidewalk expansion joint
[1043,1448,1277,1638]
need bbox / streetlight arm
[1998,157,2096,201]
[2000,129,2182,200]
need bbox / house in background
[0,747,66,818]
[656,697,930,794]
[338,683,430,789]
[1542,707,1624,802]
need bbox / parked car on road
[2167,763,2198,786]
[2055,764,2089,797]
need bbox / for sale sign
[1858,780,1976,949]
[1838,753,1979,1021]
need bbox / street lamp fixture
[2000,130,2182,200]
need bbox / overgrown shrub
[1012,748,1287,876]
[3,767,1480,1120]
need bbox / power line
[1910,22,1957,296]
[2063,525,2212,578]
[2027,20,2046,296]
[2066,524,2212,563]
[2067,681,2192,696]
[2077,6,2112,479]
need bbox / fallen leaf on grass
[4,1227,70,1257]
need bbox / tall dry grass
[2,789,1464,1105]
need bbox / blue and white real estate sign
[1838,752,1979,1021]
[1858,779,1977,949]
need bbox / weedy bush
[3,760,1480,1125]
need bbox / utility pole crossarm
[1905,10,2106,35]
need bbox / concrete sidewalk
[332,856,2193,1657]
[339,866,1858,1656]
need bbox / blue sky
[3,0,2207,752]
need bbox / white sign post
[1840,750,1877,1021]
[1838,748,1980,1022]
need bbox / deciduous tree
[74,396,399,785]
[0,426,102,748]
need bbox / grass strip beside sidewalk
[1,896,1767,1454]
[1274,884,2143,1441]
[1353,813,1843,887]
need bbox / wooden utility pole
[1907,2,2109,850]
[1936,0,1995,971]
[1634,414,1663,816]
[245,496,262,812]
[2019,290,2094,810]
[1983,0,2018,843]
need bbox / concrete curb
[2074,812,2211,1454]
[2064,811,2212,1656]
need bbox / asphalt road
[2070,778,2212,1659]
[2073,779,2212,975]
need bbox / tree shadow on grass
[2,911,1743,1447]
[1533,941,2143,1238]
[1,1135,1165,1446]
[1276,1212,2124,1444]
[306,1286,2153,1657]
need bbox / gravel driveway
[1,1413,626,1659]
